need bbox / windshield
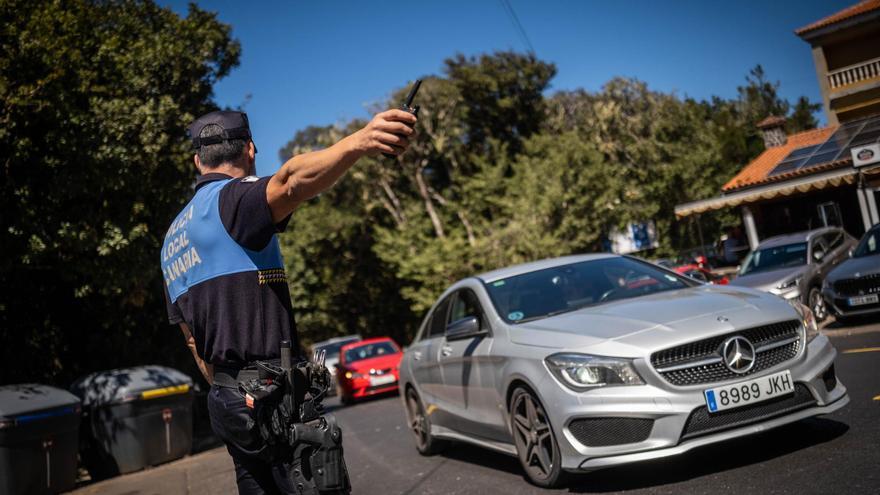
[313,338,360,360]
[854,229,879,258]
[484,257,693,324]
[343,341,399,364]
[739,242,807,275]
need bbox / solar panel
[848,128,880,148]
[764,115,880,179]
[767,145,819,177]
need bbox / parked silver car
[399,254,848,487]
[729,227,856,321]
[821,223,880,320]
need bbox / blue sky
[162,0,853,177]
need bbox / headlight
[777,277,802,290]
[789,300,819,342]
[344,371,365,380]
[545,353,644,390]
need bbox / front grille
[680,383,815,440]
[568,417,654,447]
[834,274,880,297]
[651,320,801,386]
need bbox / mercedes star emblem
[721,336,756,374]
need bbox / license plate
[369,375,396,386]
[848,294,879,306]
[704,370,794,413]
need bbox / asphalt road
[73,319,880,495]
[330,320,880,495]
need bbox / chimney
[757,115,787,148]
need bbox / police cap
[187,110,253,150]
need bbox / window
[343,341,399,364]
[823,231,843,251]
[449,290,483,327]
[740,242,808,275]
[312,337,360,361]
[485,257,693,324]
[811,237,829,261]
[854,228,880,258]
[428,297,452,338]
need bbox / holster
[237,354,350,494]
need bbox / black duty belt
[213,365,260,388]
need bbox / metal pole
[695,214,707,261]
[867,186,879,226]
[742,206,759,250]
[856,172,872,232]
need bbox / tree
[276,56,823,344]
[445,52,556,157]
[0,0,240,384]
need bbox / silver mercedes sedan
[399,254,848,487]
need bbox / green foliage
[278,55,821,345]
[3,5,823,384]
[1,0,239,384]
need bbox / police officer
[160,108,416,494]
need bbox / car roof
[475,253,619,283]
[756,227,839,249]
[311,334,361,347]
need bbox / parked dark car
[822,223,880,321]
[730,227,857,321]
[309,334,362,396]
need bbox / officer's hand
[355,109,417,157]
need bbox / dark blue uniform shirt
[161,173,295,366]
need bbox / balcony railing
[827,56,880,90]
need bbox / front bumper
[822,287,880,317]
[540,334,848,472]
[339,375,400,400]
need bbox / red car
[672,264,730,285]
[335,337,402,404]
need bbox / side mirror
[445,316,485,341]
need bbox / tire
[809,287,828,322]
[509,387,567,488]
[404,388,446,455]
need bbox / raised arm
[266,109,416,223]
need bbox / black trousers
[208,385,302,495]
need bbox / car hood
[827,254,880,282]
[344,354,402,372]
[729,266,807,292]
[507,285,797,356]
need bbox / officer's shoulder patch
[241,176,260,183]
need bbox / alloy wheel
[405,389,429,451]
[511,391,557,483]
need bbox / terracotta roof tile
[757,115,786,128]
[722,126,838,191]
[796,0,880,35]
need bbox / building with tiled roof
[795,0,880,36]
[675,1,880,250]
[796,0,880,124]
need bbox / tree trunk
[415,166,445,239]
